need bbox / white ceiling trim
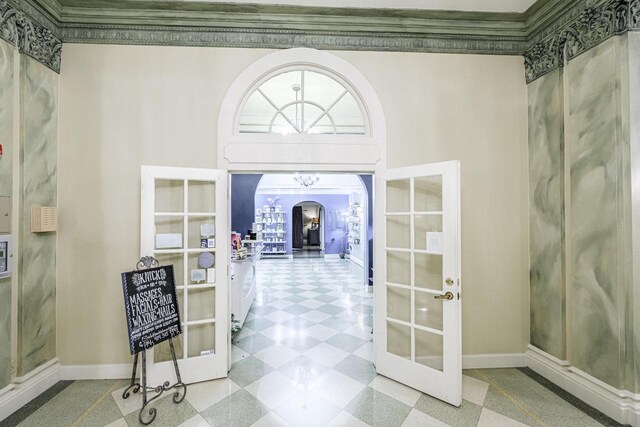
[183,0,536,13]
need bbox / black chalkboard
[121,265,182,355]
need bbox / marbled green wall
[0,38,14,391]
[626,31,640,394]
[527,68,566,360]
[566,36,630,390]
[17,55,58,377]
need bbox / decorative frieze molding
[62,25,525,56]
[524,0,636,82]
[0,0,61,73]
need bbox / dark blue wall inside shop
[359,174,374,284]
[231,174,263,238]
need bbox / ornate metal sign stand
[122,256,187,425]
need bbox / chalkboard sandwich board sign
[121,265,182,355]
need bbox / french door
[375,160,462,406]
[141,166,228,385]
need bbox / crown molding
[523,0,638,83]
[0,0,62,72]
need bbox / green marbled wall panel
[627,31,640,394]
[528,68,566,360]
[0,38,13,391]
[567,36,631,389]
[17,55,57,376]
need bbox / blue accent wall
[359,174,374,284]
[231,174,263,237]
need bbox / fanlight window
[238,69,366,135]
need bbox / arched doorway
[292,201,324,258]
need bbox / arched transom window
[237,67,367,135]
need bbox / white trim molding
[526,345,640,426]
[59,364,132,381]
[0,360,61,423]
[462,353,526,369]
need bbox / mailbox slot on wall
[0,235,13,279]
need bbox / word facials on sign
[121,265,182,355]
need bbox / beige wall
[58,44,528,365]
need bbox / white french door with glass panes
[141,166,228,385]
[375,160,462,406]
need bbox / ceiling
[56,0,538,13]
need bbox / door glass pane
[154,253,184,287]
[414,253,442,291]
[188,252,215,286]
[414,176,442,212]
[188,323,215,358]
[154,217,183,250]
[304,71,345,108]
[187,287,216,322]
[188,216,216,250]
[272,114,298,134]
[386,250,410,286]
[414,290,443,331]
[386,286,410,323]
[387,321,411,360]
[154,329,183,363]
[331,93,365,135]
[155,179,184,213]
[415,329,443,371]
[414,215,443,252]
[386,215,410,249]
[386,179,410,213]
[188,180,215,213]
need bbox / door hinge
[10,360,15,375]
[457,292,461,300]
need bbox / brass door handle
[434,292,454,300]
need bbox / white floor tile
[343,325,373,340]
[178,414,212,427]
[112,385,145,416]
[105,418,129,427]
[304,324,339,341]
[270,299,295,310]
[235,327,256,341]
[299,291,321,298]
[402,409,451,427]
[260,324,296,342]
[369,376,422,407]
[251,412,291,427]
[462,374,490,406]
[300,310,333,323]
[254,344,301,368]
[299,300,325,309]
[245,371,297,409]
[353,342,374,362]
[185,377,241,412]
[477,408,530,427]
[313,370,365,408]
[232,345,250,364]
[326,411,370,427]
[263,310,296,323]
[305,343,349,367]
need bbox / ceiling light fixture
[294,173,320,189]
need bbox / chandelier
[294,173,320,188]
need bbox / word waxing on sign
[121,265,182,355]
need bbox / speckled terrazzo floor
[2,259,623,427]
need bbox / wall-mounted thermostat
[0,235,13,279]
[31,206,57,233]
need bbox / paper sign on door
[426,232,443,253]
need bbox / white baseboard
[462,353,526,369]
[348,256,364,268]
[0,360,61,422]
[59,363,133,380]
[526,345,640,426]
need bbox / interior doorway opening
[292,201,324,258]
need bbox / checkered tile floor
[8,258,621,427]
